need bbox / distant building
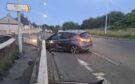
[0,14,19,35]
[0,14,39,35]
[0,14,33,35]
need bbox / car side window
[50,34,58,40]
[50,33,62,40]
[60,32,76,39]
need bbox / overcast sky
[0,0,135,25]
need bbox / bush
[0,45,18,73]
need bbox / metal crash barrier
[36,40,48,84]
[0,38,15,50]
[0,37,16,62]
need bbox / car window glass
[80,32,90,38]
[51,34,58,40]
[60,32,76,39]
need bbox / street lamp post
[105,0,109,34]
[17,0,23,53]
[105,13,108,34]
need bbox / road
[45,33,135,84]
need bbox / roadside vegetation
[63,9,135,39]
[83,10,135,39]
[27,9,135,39]
[86,28,135,39]
[0,45,19,75]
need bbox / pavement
[45,33,135,84]
[0,44,39,84]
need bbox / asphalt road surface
[44,33,135,84]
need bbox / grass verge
[0,46,19,74]
[86,28,135,39]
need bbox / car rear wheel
[70,46,80,54]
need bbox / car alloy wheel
[70,46,79,54]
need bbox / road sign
[7,3,30,12]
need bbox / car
[46,30,93,53]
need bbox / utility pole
[105,0,109,34]
[105,13,108,34]
[17,0,23,53]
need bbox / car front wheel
[70,46,80,54]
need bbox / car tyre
[70,46,80,54]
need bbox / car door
[58,32,73,50]
[47,33,59,50]
[47,33,63,50]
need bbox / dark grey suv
[46,30,93,53]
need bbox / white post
[105,0,109,34]
[17,0,23,53]
[8,17,10,34]
[105,14,108,34]
[29,22,31,37]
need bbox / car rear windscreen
[80,32,91,38]
[61,32,76,39]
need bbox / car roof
[61,30,87,34]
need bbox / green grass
[86,28,135,39]
[0,46,19,73]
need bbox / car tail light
[78,37,91,42]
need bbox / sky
[0,0,135,25]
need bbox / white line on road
[77,59,94,72]
[92,51,119,66]
[85,65,94,72]
[93,73,105,76]
[77,56,112,84]
[92,73,112,84]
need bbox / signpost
[7,3,30,53]
[7,3,30,12]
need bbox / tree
[108,11,125,26]
[81,17,105,29]
[42,24,48,29]
[15,13,30,25]
[131,9,135,13]
[81,11,125,29]
[63,21,79,30]
[32,22,38,28]
[48,25,55,30]
[112,12,135,29]
[55,25,61,29]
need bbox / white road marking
[77,58,112,84]
[93,73,105,76]
[77,59,94,72]
[96,76,105,80]
[77,59,88,66]
[92,51,119,66]
[93,73,105,80]
[93,73,112,84]
[85,65,94,72]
